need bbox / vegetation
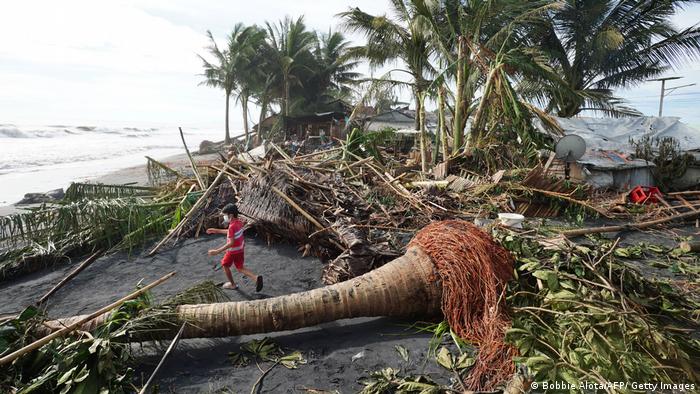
[499,229,700,386]
[523,0,700,117]
[630,135,694,191]
[199,17,359,144]
[0,181,197,282]
[199,1,700,169]
[0,282,227,393]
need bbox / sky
[0,0,699,130]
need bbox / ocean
[0,123,229,206]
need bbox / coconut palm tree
[410,0,560,153]
[339,1,435,171]
[309,30,361,106]
[199,29,242,145]
[525,0,700,117]
[229,25,268,147]
[265,17,318,123]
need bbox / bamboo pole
[138,322,186,394]
[148,158,233,256]
[37,250,104,305]
[562,209,700,237]
[270,186,324,230]
[179,127,206,191]
[0,272,176,366]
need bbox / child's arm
[205,228,228,235]
[208,239,234,256]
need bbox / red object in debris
[629,186,661,204]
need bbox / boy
[206,203,263,291]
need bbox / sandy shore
[0,151,447,392]
[0,229,444,392]
[0,151,220,216]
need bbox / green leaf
[614,248,630,258]
[19,306,39,321]
[456,353,475,370]
[279,351,306,369]
[436,347,453,369]
[57,366,77,385]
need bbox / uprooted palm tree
[26,220,700,390]
[42,221,516,391]
[523,0,700,117]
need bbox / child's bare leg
[223,266,237,288]
[237,266,263,291]
[237,267,258,281]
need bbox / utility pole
[650,76,696,116]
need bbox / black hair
[221,203,239,217]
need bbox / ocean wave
[0,125,163,139]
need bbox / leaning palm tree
[339,1,435,171]
[410,0,560,153]
[199,30,239,144]
[525,0,700,117]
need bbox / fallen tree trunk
[39,221,515,391]
[43,247,440,338]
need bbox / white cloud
[0,0,698,127]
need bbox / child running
[207,203,263,291]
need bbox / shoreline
[0,150,220,217]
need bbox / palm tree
[265,17,318,125]
[339,1,435,171]
[410,0,559,153]
[199,30,238,144]
[525,0,700,117]
[229,25,268,147]
[309,30,361,106]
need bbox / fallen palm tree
[40,220,515,391]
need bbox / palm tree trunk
[255,96,268,145]
[283,73,290,134]
[452,38,465,154]
[469,66,499,148]
[41,247,441,340]
[241,94,250,149]
[418,93,429,173]
[224,91,231,145]
[438,86,449,162]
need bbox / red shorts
[221,251,244,269]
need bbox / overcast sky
[1,0,699,130]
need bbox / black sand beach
[0,233,444,392]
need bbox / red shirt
[227,219,245,253]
